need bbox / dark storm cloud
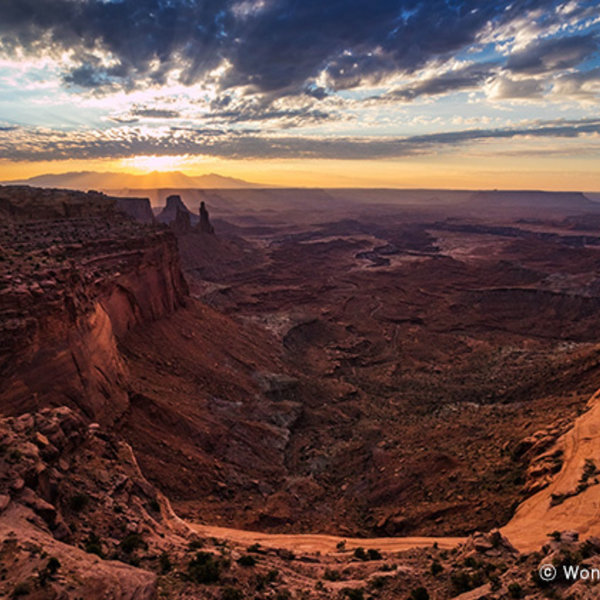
[506,33,599,75]
[2,118,599,161]
[0,0,571,97]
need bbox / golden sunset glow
[121,155,198,173]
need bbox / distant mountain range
[2,171,271,190]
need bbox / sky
[0,0,599,189]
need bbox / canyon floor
[3,186,600,598]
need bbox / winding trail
[189,523,464,554]
[182,388,600,556]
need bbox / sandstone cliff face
[156,194,195,225]
[115,196,155,224]
[0,187,188,424]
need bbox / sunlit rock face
[0,186,188,425]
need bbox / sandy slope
[502,389,600,552]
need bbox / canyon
[2,185,600,598]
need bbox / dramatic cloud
[1,118,599,161]
[0,0,590,96]
[506,33,598,74]
[0,0,599,165]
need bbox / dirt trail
[502,389,600,552]
[189,523,465,554]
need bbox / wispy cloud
[1,118,599,161]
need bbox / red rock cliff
[0,186,188,424]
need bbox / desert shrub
[342,588,364,600]
[188,539,204,551]
[255,569,279,590]
[84,533,104,557]
[431,560,443,575]
[247,543,261,553]
[508,582,523,598]
[120,533,146,555]
[46,557,60,575]
[409,587,430,600]
[451,570,474,594]
[159,552,172,574]
[367,548,382,560]
[237,554,256,567]
[188,551,224,584]
[7,450,22,463]
[221,587,243,600]
[11,582,30,598]
[464,556,482,569]
[369,576,387,590]
[353,547,367,561]
[323,568,342,581]
[69,493,89,512]
[581,458,598,483]
[149,499,160,512]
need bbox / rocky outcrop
[0,187,188,424]
[0,407,186,599]
[115,196,155,224]
[0,185,116,220]
[170,206,192,234]
[197,200,215,234]
[156,194,193,225]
